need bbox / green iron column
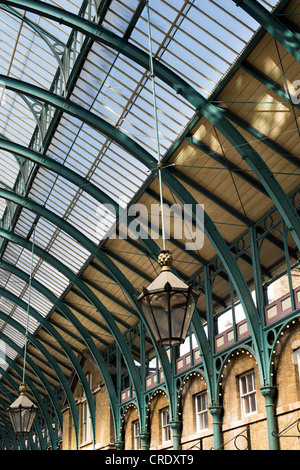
[260,386,279,450]
[170,345,182,450]
[209,406,223,450]
[233,0,300,63]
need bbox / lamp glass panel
[180,295,197,339]
[9,409,22,433]
[139,295,160,342]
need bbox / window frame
[133,420,141,450]
[81,372,93,444]
[195,391,208,432]
[239,370,257,418]
[160,408,171,443]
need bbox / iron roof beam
[0,322,63,429]
[1,1,299,252]
[241,61,300,110]
[0,91,265,404]
[233,0,300,63]
[0,351,54,448]
[185,136,268,196]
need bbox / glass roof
[0,0,280,372]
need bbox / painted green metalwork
[0,297,80,449]
[0,226,148,443]
[240,62,300,110]
[0,0,298,449]
[216,106,300,169]
[0,396,18,449]
[1,2,299,251]
[0,257,120,443]
[0,188,175,441]
[185,136,268,197]
[1,1,300,252]
[233,0,300,63]
[0,325,63,430]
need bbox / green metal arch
[0,257,119,442]
[0,138,214,419]
[0,306,80,448]
[233,0,300,63]
[0,302,79,448]
[0,396,18,449]
[0,327,62,441]
[161,169,266,391]
[0,286,97,448]
[0,354,53,448]
[0,225,152,437]
[0,368,43,449]
[1,1,299,250]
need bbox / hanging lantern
[8,383,38,434]
[138,250,199,347]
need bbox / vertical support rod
[22,224,36,384]
[204,265,215,354]
[146,0,166,250]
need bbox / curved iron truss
[0,0,298,450]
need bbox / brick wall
[270,268,300,302]
[61,321,300,451]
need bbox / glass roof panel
[0,0,282,379]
